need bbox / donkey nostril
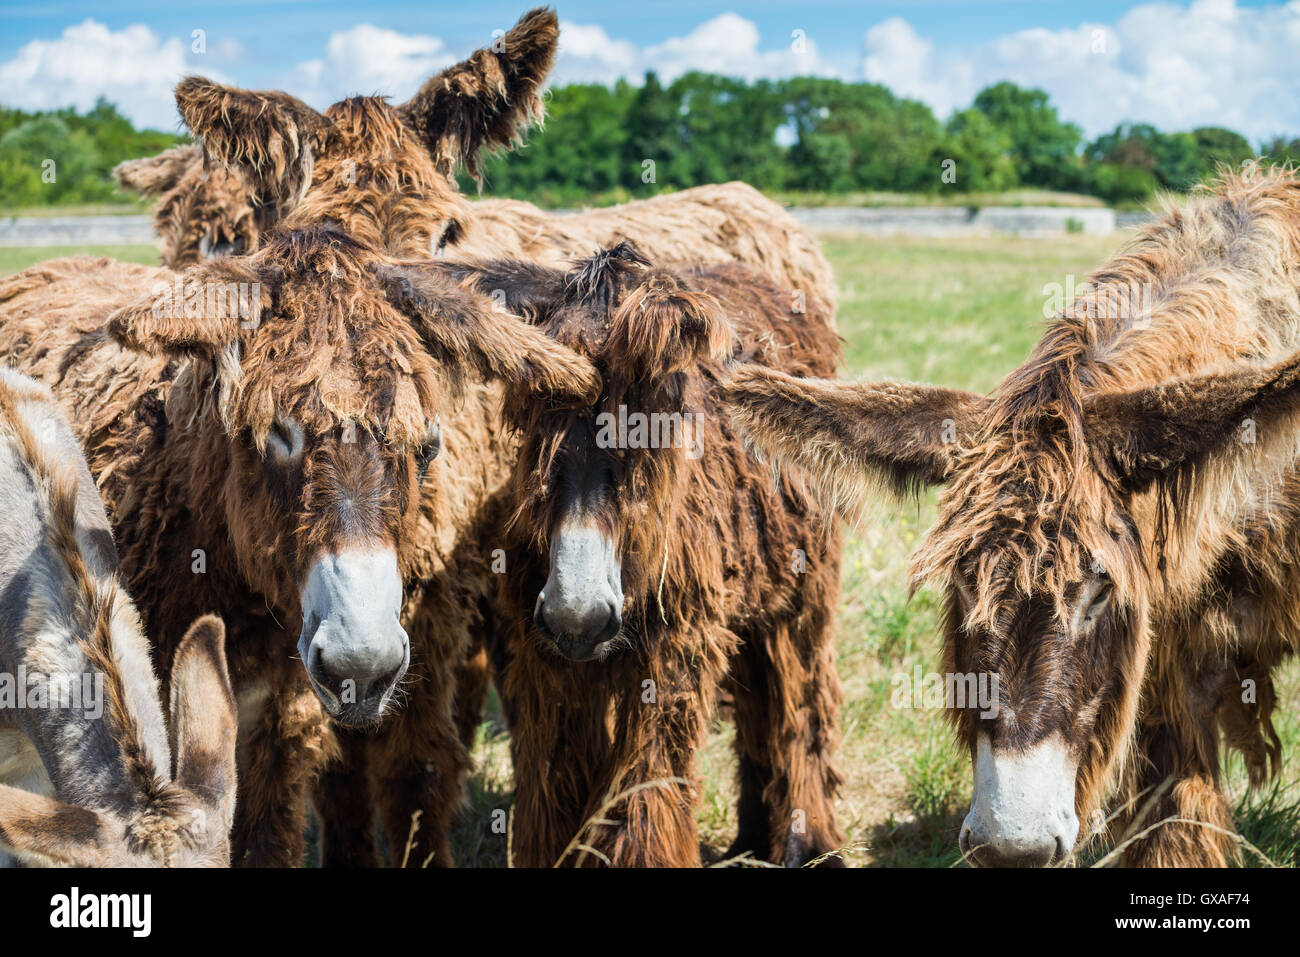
[1053,835,1071,866]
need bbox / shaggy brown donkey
[0,236,596,869]
[725,166,1300,867]
[436,243,845,866]
[0,368,237,867]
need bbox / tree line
[3,75,1297,210]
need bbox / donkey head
[0,615,237,867]
[106,229,599,725]
[115,145,258,267]
[116,7,558,267]
[725,349,1300,865]
[437,242,731,660]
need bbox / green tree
[1191,126,1254,176]
[623,71,680,191]
[943,108,1017,192]
[970,82,1082,189]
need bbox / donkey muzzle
[959,733,1080,867]
[535,524,623,662]
[298,548,409,726]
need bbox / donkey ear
[114,144,201,198]
[724,364,985,508]
[1085,352,1300,492]
[609,267,733,375]
[175,76,328,221]
[377,263,600,404]
[170,615,238,831]
[398,7,558,180]
[108,259,269,357]
[429,258,568,324]
[0,785,115,867]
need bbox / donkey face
[724,349,1300,865]
[108,229,599,725]
[937,464,1145,867]
[115,145,256,268]
[445,243,730,660]
[0,616,237,867]
[117,8,559,267]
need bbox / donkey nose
[305,623,408,723]
[959,816,1069,867]
[535,592,620,660]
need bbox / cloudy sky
[2,0,1298,142]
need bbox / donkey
[112,11,834,320]
[433,242,845,866]
[723,166,1300,867]
[0,368,237,867]
[0,209,597,868]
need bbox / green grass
[3,236,1296,867]
[0,244,159,275]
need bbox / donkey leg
[366,642,474,868]
[569,663,714,868]
[588,721,703,867]
[728,611,845,867]
[312,728,378,867]
[232,676,337,867]
[503,657,612,868]
[1121,637,1235,867]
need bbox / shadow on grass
[868,808,966,867]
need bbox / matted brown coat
[725,166,1300,867]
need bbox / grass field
[3,236,1297,867]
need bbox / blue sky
[2,1,1298,141]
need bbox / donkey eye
[266,414,304,464]
[1078,580,1113,631]
[416,418,442,475]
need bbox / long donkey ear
[1085,352,1300,492]
[0,785,115,867]
[376,263,600,403]
[398,7,558,181]
[724,364,986,509]
[175,76,328,223]
[170,615,238,834]
[429,258,568,324]
[114,144,202,198]
[107,257,270,357]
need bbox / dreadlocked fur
[433,243,845,866]
[114,23,833,321]
[0,81,600,867]
[726,165,1300,866]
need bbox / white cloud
[861,0,1300,141]
[0,19,195,131]
[554,14,837,86]
[5,3,1296,143]
[287,24,457,105]
[863,18,975,118]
